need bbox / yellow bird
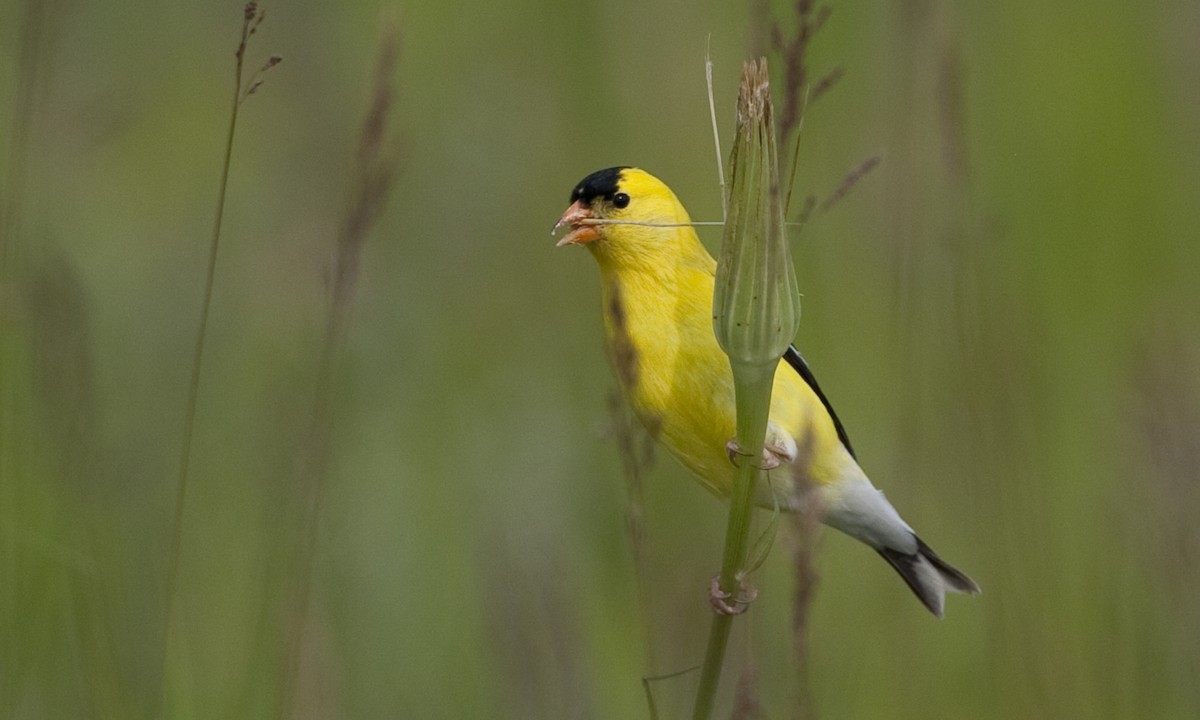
[556,166,979,617]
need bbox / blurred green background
[3,0,1199,718]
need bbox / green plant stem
[693,361,777,720]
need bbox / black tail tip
[878,537,979,618]
[916,537,980,595]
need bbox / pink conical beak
[553,200,599,247]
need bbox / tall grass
[161,4,279,714]
[1,0,1197,717]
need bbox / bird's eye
[612,192,630,209]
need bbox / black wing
[782,345,856,460]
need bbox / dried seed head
[737,58,771,125]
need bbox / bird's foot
[725,435,796,471]
[709,574,759,616]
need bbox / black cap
[569,166,629,204]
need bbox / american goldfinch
[556,166,979,617]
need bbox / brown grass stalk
[606,270,662,694]
[818,156,880,213]
[764,4,838,717]
[773,0,831,142]
[787,482,821,720]
[1131,317,1200,711]
[769,1,839,219]
[608,389,657,618]
[608,388,668,715]
[277,25,401,719]
[729,656,766,720]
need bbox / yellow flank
[584,169,846,507]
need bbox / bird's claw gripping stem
[725,438,793,470]
[709,574,759,616]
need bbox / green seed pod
[713,58,802,369]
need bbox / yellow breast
[597,244,846,504]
